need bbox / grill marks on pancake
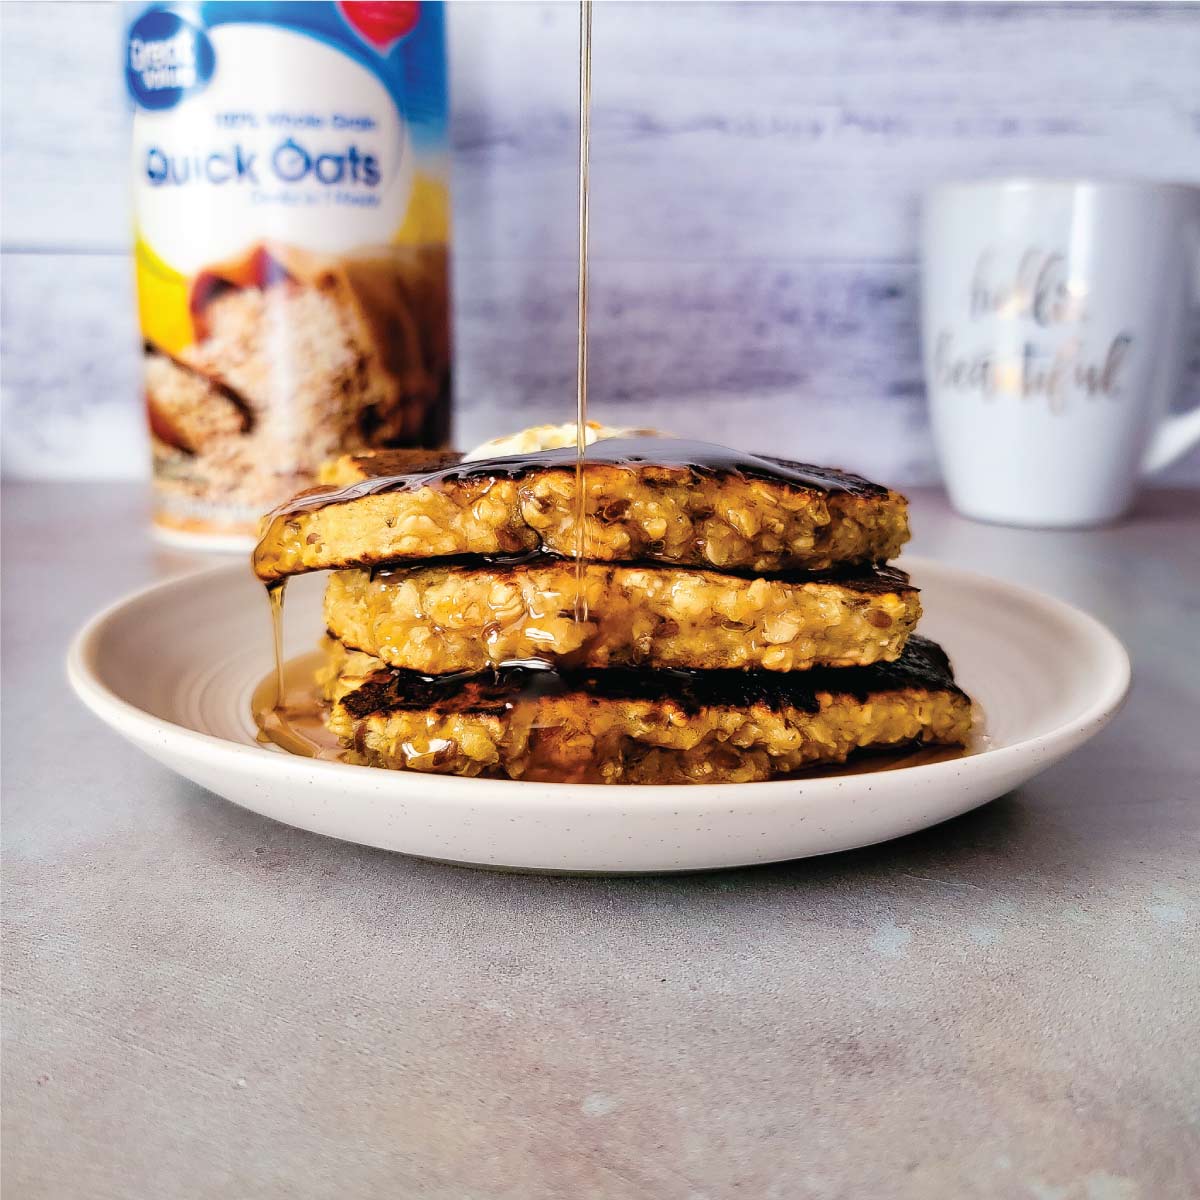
[363,554,915,592]
[339,635,964,720]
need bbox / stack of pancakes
[253,438,972,783]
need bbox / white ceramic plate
[68,558,1129,873]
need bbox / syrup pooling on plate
[252,650,347,761]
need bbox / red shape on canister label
[339,2,420,52]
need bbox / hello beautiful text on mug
[931,248,1134,416]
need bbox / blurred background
[3,0,1198,485]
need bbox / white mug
[921,179,1200,527]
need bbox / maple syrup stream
[572,0,593,621]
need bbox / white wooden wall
[3,1,1199,483]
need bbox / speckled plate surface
[67,557,1129,873]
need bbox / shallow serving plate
[67,557,1129,873]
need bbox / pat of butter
[464,422,662,462]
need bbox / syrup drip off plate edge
[67,558,1130,873]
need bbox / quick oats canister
[126,2,452,546]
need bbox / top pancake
[252,437,909,581]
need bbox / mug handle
[1141,218,1200,474]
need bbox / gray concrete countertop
[3,482,1198,1199]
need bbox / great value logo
[126,9,215,111]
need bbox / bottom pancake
[317,635,972,785]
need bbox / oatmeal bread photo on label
[188,241,451,453]
[144,345,251,455]
[252,437,910,581]
[147,241,452,533]
[316,635,972,785]
[323,559,921,674]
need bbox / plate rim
[66,555,1132,805]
